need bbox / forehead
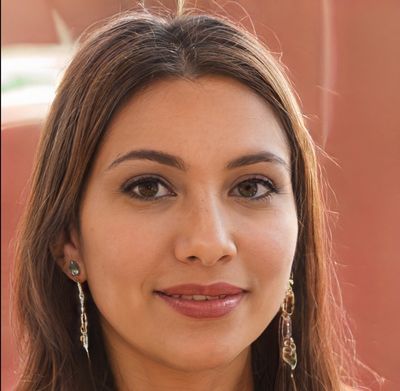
[98,76,290,169]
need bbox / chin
[163,339,248,372]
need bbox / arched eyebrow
[107,149,290,173]
[107,149,186,171]
[226,152,290,173]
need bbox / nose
[174,195,237,267]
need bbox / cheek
[78,203,169,314]
[81,196,166,265]
[243,205,297,266]
[241,208,298,317]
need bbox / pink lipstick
[154,283,247,319]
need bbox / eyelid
[230,174,277,190]
[228,175,278,200]
[121,175,176,199]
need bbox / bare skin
[61,76,298,390]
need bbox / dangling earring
[280,272,298,389]
[69,260,89,358]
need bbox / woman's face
[66,76,298,372]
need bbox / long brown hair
[14,8,359,391]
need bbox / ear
[52,228,88,283]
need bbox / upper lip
[156,283,246,296]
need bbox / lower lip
[155,292,245,319]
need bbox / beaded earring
[69,260,89,358]
[280,273,298,390]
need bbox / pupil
[238,181,257,197]
[138,181,158,197]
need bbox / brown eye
[231,178,277,201]
[137,180,160,198]
[122,176,175,201]
[237,180,258,197]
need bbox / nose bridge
[174,189,237,266]
[191,191,225,237]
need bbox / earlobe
[65,259,87,283]
[53,228,88,282]
[56,257,88,284]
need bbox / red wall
[2,1,399,390]
[252,3,400,390]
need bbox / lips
[158,293,229,301]
[154,283,247,319]
[157,283,245,296]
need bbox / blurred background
[2,1,399,390]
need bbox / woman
[13,7,359,391]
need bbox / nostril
[187,256,198,262]
[219,254,232,263]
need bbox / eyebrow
[107,149,290,173]
[108,149,186,171]
[226,151,290,172]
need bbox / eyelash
[121,175,174,201]
[230,177,278,201]
[121,175,279,202]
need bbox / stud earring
[280,273,298,390]
[69,260,89,358]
